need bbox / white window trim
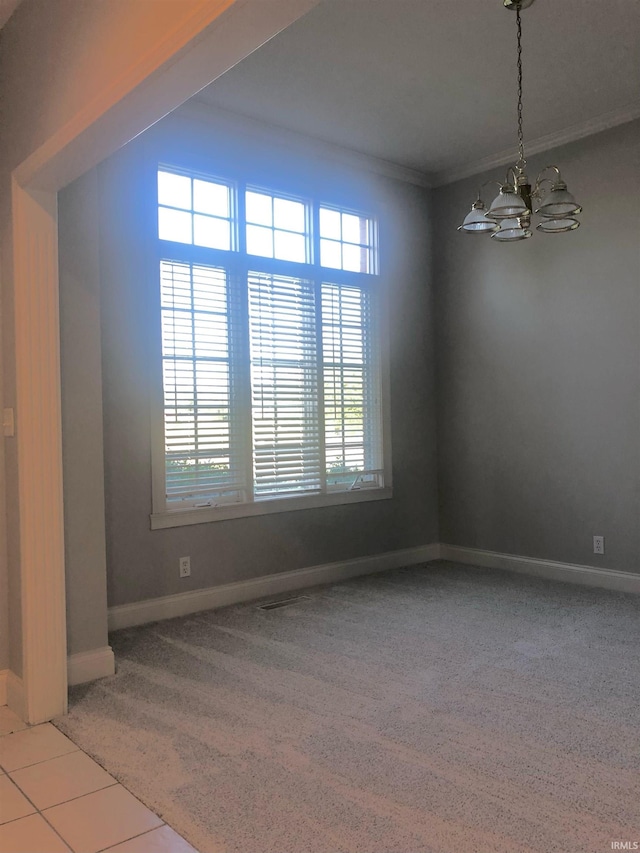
[150,485,393,529]
[149,167,393,529]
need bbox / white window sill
[150,486,393,530]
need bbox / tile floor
[0,706,198,853]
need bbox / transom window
[319,206,377,273]
[152,167,390,527]
[158,170,234,251]
[246,189,309,262]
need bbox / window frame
[150,165,392,529]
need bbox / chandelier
[458,0,582,241]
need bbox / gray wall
[57,113,639,658]
[59,171,111,657]
[93,112,438,609]
[434,120,640,574]
[1,0,231,681]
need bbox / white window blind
[249,273,321,497]
[160,261,245,507]
[322,282,382,490]
[154,166,389,524]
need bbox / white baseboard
[67,647,115,686]
[6,671,25,721]
[3,652,116,704]
[107,541,638,634]
[439,544,640,594]
[109,544,440,631]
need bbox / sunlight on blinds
[248,272,321,497]
[160,261,244,506]
[155,167,386,521]
[322,283,382,490]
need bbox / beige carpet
[55,561,640,853]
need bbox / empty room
[0,1,639,852]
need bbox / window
[158,170,234,250]
[152,167,390,527]
[319,206,377,273]
[246,189,309,262]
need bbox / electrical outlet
[179,556,191,577]
[593,535,605,555]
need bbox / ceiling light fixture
[458,0,582,241]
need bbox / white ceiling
[197,0,640,184]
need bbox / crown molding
[433,103,640,186]
[175,98,640,191]
[181,99,434,189]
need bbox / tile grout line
[0,728,126,852]
[0,773,76,853]
[16,778,121,813]
[27,811,72,853]
[3,770,163,853]
[0,722,81,776]
[0,745,81,774]
[95,824,168,853]
[37,789,165,853]
[1,726,189,852]
[52,727,192,848]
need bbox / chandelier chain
[516,3,526,172]
[457,0,581,239]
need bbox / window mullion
[234,184,254,503]
[311,200,327,495]
[367,287,383,477]
[189,266,199,492]
[314,277,327,495]
[237,179,245,255]
[232,263,254,504]
[156,165,386,522]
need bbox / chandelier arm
[476,179,503,201]
[534,165,563,185]
[505,166,519,191]
[456,0,581,242]
[531,176,555,199]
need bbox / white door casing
[10,0,321,724]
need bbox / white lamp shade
[535,185,582,217]
[458,205,499,233]
[490,217,532,242]
[536,217,580,233]
[487,188,530,220]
